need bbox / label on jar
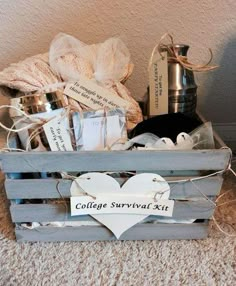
[149,51,168,116]
[43,115,73,151]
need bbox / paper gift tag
[43,115,73,151]
[81,115,122,150]
[70,173,173,239]
[149,51,168,116]
[64,76,130,110]
[72,108,127,151]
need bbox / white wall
[0,0,236,124]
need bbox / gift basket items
[0,33,218,152]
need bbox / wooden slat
[10,200,215,223]
[0,148,231,173]
[15,222,209,242]
[5,178,71,199]
[5,176,223,199]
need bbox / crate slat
[5,176,223,199]
[15,221,209,242]
[10,200,215,223]
[0,149,231,173]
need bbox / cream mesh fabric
[49,33,142,128]
[0,34,143,129]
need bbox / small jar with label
[9,90,69,151]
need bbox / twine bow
[149,33,218,72]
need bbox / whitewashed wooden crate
[0,127,231,242]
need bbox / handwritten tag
[43,115,73,151]
[74,114,123,150]
[149,51,168,116]
[64,76,130,110]
[71,196,174,217]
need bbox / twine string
[149,33,218,72]
[0,105,77,153]
[1,104,234,236]
[6,115,33,151]
[17,160,236,236]
[0,105,44,133]
[212,186,236,237]
[103,108,109,150]
[25,125,44,151]
[31,180,68,234]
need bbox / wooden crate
[0,128,231,242]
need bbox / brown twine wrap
[157,33,218,72]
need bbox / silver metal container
[10,90,68,151]
[162,44,197,117]
[10,90,67,117]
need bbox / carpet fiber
[0,171,235,286]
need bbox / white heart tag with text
[70,173,170,238]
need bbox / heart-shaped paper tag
[71,173,170,238]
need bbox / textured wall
[0,0,236,123]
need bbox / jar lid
[10,90,68,117]
[161,44,189,57]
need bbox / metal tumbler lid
[10,90,68,117]
[161,44,189,57]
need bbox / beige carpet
[0,171,235,286]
